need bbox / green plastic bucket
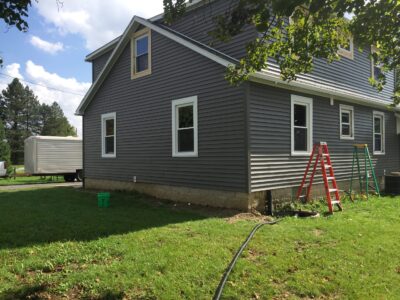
[97,192,110,208]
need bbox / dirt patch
[313,229,324,237]
[226,212,274,224]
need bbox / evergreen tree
[0,122,11,173]
[0,79,76,163]
[41,102,77,137]
[0,78,27,163]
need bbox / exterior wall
[162,0,258,60]
[248,82,400,192]
[306,45,394,103]
[83,30,248,194]
[85,178,252,210]
[92,49,113,82]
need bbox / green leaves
[0,0,32,32]
[165,0,400,104]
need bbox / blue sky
[0,1,164,136]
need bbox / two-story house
[76,0,400,211]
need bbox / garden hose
[213,219,281,300]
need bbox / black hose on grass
[213,220,281,300]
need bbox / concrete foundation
[85,177,384,212]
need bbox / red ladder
[296,142,343,213]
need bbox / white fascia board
[85,37,121,62]
[250,70,397,111]
[76,17,139,115]
[136,17,234,68]
[76,16,234,115]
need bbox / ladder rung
[329,188,338,193]
[327,177,335,180]
[331,200,341,205]
[325,165,331,168]
[322,154,330,157]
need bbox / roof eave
[250,71,397,111]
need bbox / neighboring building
[76,0,399,211]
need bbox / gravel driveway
[0,182,82,190]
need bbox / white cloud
[5,63,24,79]
[0,62,90,137]
[34,1,164,51]
[30,35,64,54]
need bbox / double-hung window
[101,112,116,158]
[340,105,354,140]
[338,36,354,59]
[172,96,198,157]
[131,28,151,79]
[371,45,383,81]
[291,95,313,155]
[373,111,385,155]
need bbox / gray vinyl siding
[84,30,248,192]
[248,82,400,192]
[308,45,394,102]
[162,0,258,59]
[92,50,113,82]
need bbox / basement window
[101,112,116,158]
[131,28,151,79]
[172,96,198,157]
[340,105,354,140]
[373,111,385,155]
[291,95,313,156]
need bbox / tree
[0,78,27,163]
[41,102,77,137]
[0,122,11,173]
[164,0,400,104]
[0,79,76,163]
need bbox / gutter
[250,71,399,111]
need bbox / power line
[0,73,87,96]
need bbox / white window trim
[101,112,116,158]
[291,95,313,156]
[338,36,354,60]
[370,45,382,81]
[172,96,198,158]
[373,111,385,155]
[339,104,355,140]
[131,27,152,79]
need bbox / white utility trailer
[24,136,83,182]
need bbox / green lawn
[0,176,65,186]
[0,188,399,299]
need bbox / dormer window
[131,28,152,79]
[371,45,383,80]
[338,36,354,60]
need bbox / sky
[0,0,165,136]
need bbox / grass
[0,176,65,186]
[0,188,399,299]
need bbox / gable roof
[75,16,237,115]
[77,13,397,116]
[85,0,213,62]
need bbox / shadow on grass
[1,284,48,300]
[2,284,125,300]
[0,187,208,250]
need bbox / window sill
[340,136,355,140]
[291,151,312,157]
[173,152,198,158]
[373,152,385,156]
[131,69,152,80]
[338,51,354,60]
[102,154,116,158]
